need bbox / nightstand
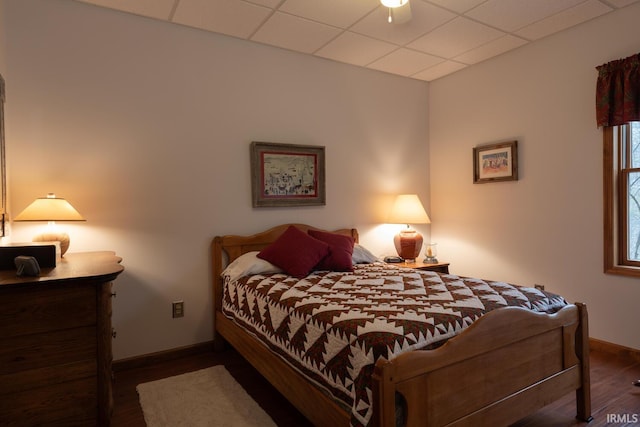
[394,260,450,274]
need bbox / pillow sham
[352,243,380,264]
[308,229,354,272]
[222,251,283,283]
[258,225,329,278]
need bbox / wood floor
[112,346,640,427]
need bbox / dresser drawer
[0,282,96,338]
[0,326,96,379]
[0,376,97,427]
[0,359,96,395]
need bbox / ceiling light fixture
[381,0,409,23]
[381,0,408,7]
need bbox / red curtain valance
[596,52,640,127]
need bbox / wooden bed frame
[211,224,592,427]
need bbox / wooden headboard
[211,223,358,314]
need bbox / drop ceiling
[74,0,638,81]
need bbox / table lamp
[388,194,430,262]
[14,193,85,256]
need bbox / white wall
[430,3,640,350]
[4,0,429,359]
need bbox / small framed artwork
[473,140,518,184]
[250,141,326,207]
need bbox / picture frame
[250,141,326,207]
[473,140,518,184]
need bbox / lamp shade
[388,194,430,225]
[14,193,85,222]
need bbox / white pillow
[222,251,283,282]
[352,244,380,264]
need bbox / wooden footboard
[212,224,591,427]
[372,303,592,427]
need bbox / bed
[211,224,592,427]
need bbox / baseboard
[113,341,214,373]
[590,338,640,362]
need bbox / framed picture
[473,140,518,184]
[250,141,326,207]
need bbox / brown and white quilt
[222,262,567,427]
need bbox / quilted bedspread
[222,262,567,427]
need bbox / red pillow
[258,226,329,278]
[308,229,354,272]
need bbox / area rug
[137,366,277,427]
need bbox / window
[604,121,640,276]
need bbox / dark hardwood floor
[112,346,640,426]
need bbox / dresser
[0,251,124,426]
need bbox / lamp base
[33,232,70,256]
[393,229,423,262]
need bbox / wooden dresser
[0,251,124,426]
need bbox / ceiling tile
[316,31,398,67]
[454,34,527,64]
[351,1,456,45]
[412,60,467,81]
[76,0,176,20]
[172,0,273,39]
[244,0,281,7]
[424,0,487,14]
[251,12,342,54]
[606,0,640,7]
[465,0,585,32]
[368,48,444,76]
[408,16,505,58]
[279,0,380,28]
[514,0,612,41]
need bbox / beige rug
[137,366,277,427]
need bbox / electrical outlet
[172,301,184,318]
[534,284,545,291]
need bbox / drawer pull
[111,291,116,298]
